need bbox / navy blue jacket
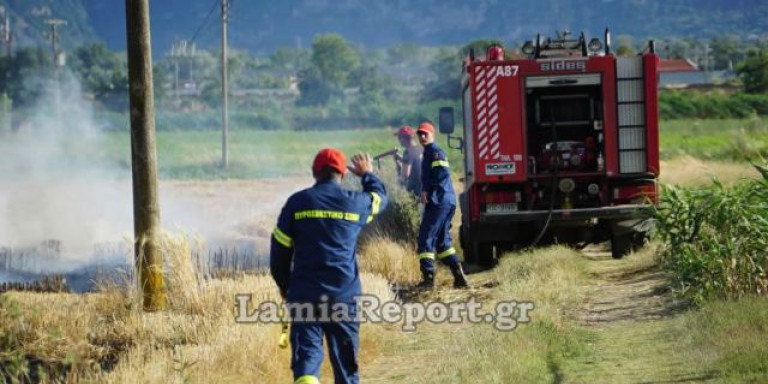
[421,142,456,206]
[270,173,387,303]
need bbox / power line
[189,0,220,45]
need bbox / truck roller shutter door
[616,57,647,174]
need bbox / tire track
[562,246,714,383]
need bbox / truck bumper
[479,204,653,223]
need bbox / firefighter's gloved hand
[420,191,428,205]
[348,153,373,177]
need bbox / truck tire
[476,242,496,267]
[610,233,632,259]
[460,224,497,267]
[632,228,652,248]
[459,224,475,264]
[610,219,652,259]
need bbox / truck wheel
[610,233,633,259]
[631,229,651,248]
[476,242,496,267]
[459,225,475,264]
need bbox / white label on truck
[496,65,519,77]
[486,162,516,175]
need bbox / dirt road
[562,246,712,383]
[362,245,715,383]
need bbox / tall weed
[359,166,421,245]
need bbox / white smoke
[0,70,133,268]
[0,69,296,278]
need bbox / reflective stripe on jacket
[421,142,455,206]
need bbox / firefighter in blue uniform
[270,148,387,384]
[415,122,469,289]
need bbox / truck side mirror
[439,107,463,152]
[438,107,455,134]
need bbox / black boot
[416,271,435,289]
[449,263,469,289]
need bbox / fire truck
[438,30,660,266]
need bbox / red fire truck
[438,30,660,266]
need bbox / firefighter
[394,125,423,196]
[415,122,468,289]
[270,148,387,384]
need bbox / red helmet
[395,126,414,137]
[417,122,435,135]
[312,148,347,175]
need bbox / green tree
[296,34,360,106]
[195,49,255,108]
[153,64,172,107]
[68,43,128,101]
[710,35,746,71]
[663,38,691,59]
[421,39,508,103]
[310,34,360,85]
[271,47,310,73]
[0,46,51,107]
[296,66,336,106]
[349,62,395,120]
[737,50,768,94]
[615,35,636,57]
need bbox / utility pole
[125,0,166,311]
[170,41,180,101]
[220,0,229,168]
[170,40,186,102]
[169,40,197,103]
[0,7,12,135]
[0,7,12,57]
[45,19,67,76]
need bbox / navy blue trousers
[417,204,460,272]
[290,303,359,384]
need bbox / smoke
[0,69,298,278]
[0,70,133,269]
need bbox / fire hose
[531,106,559,247]
[373,148,401,175]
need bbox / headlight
[587,183,600,195]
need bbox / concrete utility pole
[125,0,166,311]
[220,0,229,168]
[45,19,67,75]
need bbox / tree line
[0,33,766,128]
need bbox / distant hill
[6,0,768,56]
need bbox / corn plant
[655,163,768,303]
